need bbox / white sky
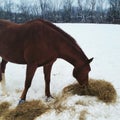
[0,0,109,11]
[0,0,109,6]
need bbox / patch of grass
[63,79,117,103]
[3,100,50,120]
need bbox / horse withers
[0,19,93,104]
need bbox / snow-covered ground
[0,23,120,120]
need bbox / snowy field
[0,23,120,120]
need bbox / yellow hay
[3,100,49,120]
[0,79,117,120]
[63,79,117,103]
[0,102,10,116]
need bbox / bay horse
[0,19,93,104]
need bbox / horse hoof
[45,96,54,102]
[18,99,25,105]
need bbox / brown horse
[0,19,93,104]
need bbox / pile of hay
[0,102,10,118]
[0,79,117,120]
[63,79,117,103]
[3,100,49,120]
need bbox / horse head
[73,58,93,87]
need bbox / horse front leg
[19,63,37,104]
[0,59,8,96]
[43,60,55,100]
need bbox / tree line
[0,0,120,24]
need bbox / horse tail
[0,57,2,81]
[0,57,7,95]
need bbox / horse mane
[35,19,89,61]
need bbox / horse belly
[2,54,26,64]
[0,48,26,64]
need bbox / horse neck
[59,38,89,68]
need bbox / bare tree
[38,0,52,19]
[108,0,120,23]
[29,4,40,17]
[81,0,91,22]
[109,0,120,22]
[28,1,41,18]
[62,0,73,22]
[89,0,96,22]
[96,0,105,23]
[78,0,83,11]
[19,0,30,14]
[50,0,63,22]
[3,0,13,20]
[17,0,32,22]
[77,0,84,22]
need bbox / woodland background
[0,0,120,24]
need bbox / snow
[0,23,120,120]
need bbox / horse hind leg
[43,59,56,101]
[0,59,8,96]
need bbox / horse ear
[88,57,94,64]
